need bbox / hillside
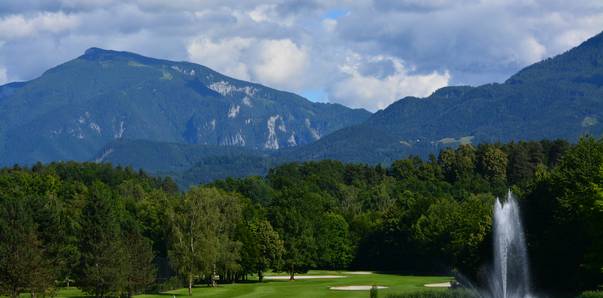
[0,48,370,165]
[93,31,603,185]
[9,31,603,182]
[289,31,603,163]
[95,139,275,187]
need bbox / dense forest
[1,137,602,298]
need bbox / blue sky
[323,9,347,20]
[0,0,602,111]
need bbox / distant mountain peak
[82,47,120,58]
[84,47,105,54]
[80,47,158,64]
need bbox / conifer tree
[77,182,127,298]
[0,197,54,298]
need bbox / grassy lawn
[50,271,451,298]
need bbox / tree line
[0,138,602,297]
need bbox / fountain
[486,190,533,298]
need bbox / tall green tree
[439,145,476,182]
[77,182,128,298]
[413,194,493,273]
[29,190,82,288]
[123,231,156,298]
[248,220,283,282]
[552,137,603,288]
[587,164,603,285]
[0,197,54,298]
[526,137,603,290]
[316,213,353,269]
[477,145,508,181]
[270,190,322,280]
[507,143,532,185]
[169,187,242,294]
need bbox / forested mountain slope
[289,31,603,164]
[0,48,370,165]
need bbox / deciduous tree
[169,187,242,294]
[249,220,283,282]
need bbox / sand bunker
[264,275,346,280]
[424,282,452,288]
[344,271,373,275]
[330,285,388,291]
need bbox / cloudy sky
[1,0,602,111]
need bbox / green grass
[577,291,603,298]
[51,271,452,298]
[51,287,88,298]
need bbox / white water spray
[488,191,532,298]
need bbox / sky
[0,0,602,112]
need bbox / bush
[370,285,379,298]
[577,291,603,298]
[386,289,476,298]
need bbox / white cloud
[328,54,450,110]
[0,11,79,40]
[336,0,603,86]
[187,37,253,80]
[252,39,308,89]
[518,37,547,65]
[248,5,272,22]
[187,37,309,91]
[0,0,602,111]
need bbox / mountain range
[2,32,603,187]
[0,47,369,165]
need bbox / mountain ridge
[0,47,371,165]
[5,29,603,186]
[94,31,603,186]
[274,31,603,164]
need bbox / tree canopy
[1,138,602,296]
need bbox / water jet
[487,191,533,298]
